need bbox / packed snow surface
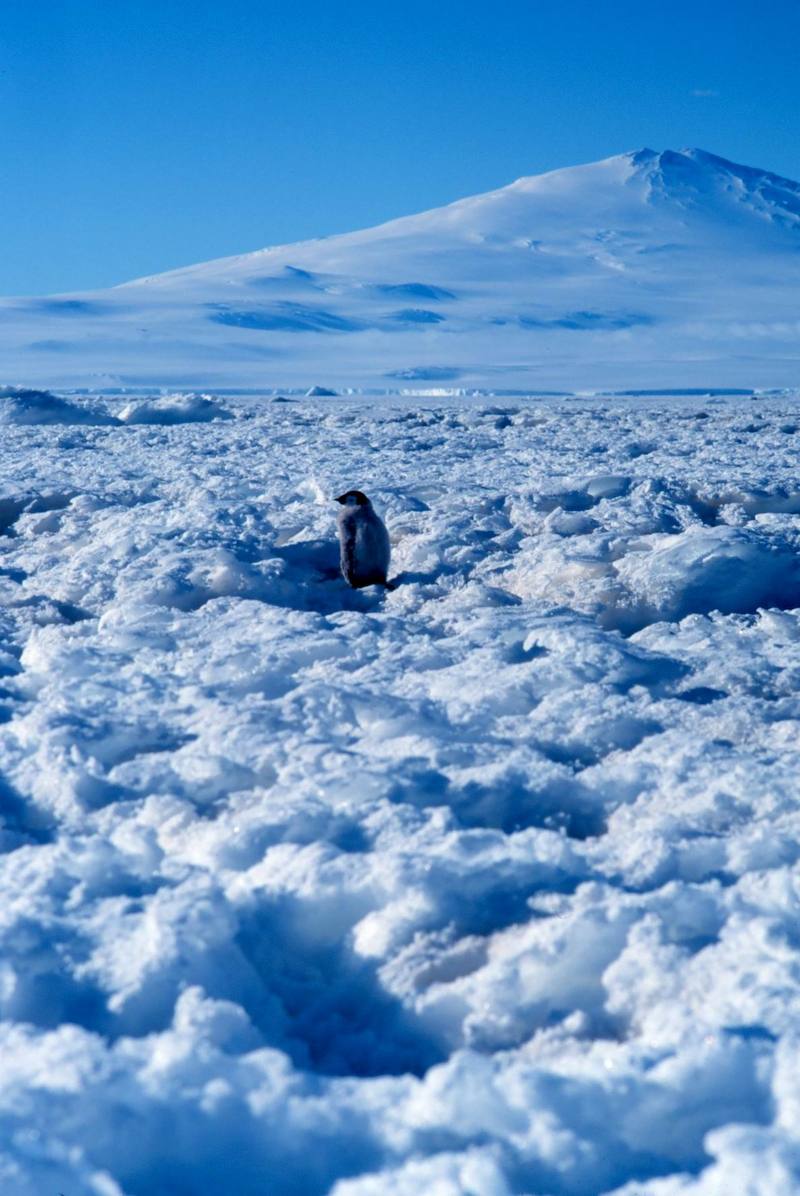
[2,147,800,392]
[3,391,800,1194]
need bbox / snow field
[1,392,800,1193]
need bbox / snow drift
[0,385,116,426]
[117,392,234,424]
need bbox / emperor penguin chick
[335,490,391,588]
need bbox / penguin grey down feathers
[335,490,391,588]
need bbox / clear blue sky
[1,0,798,295]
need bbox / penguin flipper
[340,534,358,586]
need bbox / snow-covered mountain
[2,147,800,392]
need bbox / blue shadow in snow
[209,303,366,333]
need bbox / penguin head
[335,490,370,507]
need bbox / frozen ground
[2,388,800,1194]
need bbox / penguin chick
[335,490,391,588]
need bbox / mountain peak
[625,146,729,174]
[629,146,799,191]
[626,146,659,165]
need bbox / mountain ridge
[119,147,800,290]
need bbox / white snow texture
[2,389,800,1194]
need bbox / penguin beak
[334,494,347,504]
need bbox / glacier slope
[1,392,800,1192]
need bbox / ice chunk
[0,386,116,426]
[118,393,234,424]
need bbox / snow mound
[504,470,800,632]
[615,524,800,628]
[118,392,234,425]
[0,386,116,426]
[305,385,338,396]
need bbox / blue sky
[1,0,798,295]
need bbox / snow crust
[2,148,800,393]
[2,391,800,1193]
